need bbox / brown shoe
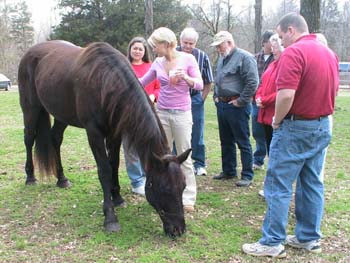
[183,205,195,212]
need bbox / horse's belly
[36,81,83,128]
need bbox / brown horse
[18,40,190,237]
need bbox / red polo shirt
[276,34,339,118]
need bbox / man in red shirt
[243,12,339,258]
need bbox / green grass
[0,89,349,262]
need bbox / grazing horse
[18,40,190,237]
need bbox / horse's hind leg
[106,136,125,207]
[23,107,41,185]
[51,119,70,188]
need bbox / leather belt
[284,114,328,121]
[190,89,200,96]
[217,96,239,102]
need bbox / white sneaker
[285,235,322,253]
[242,242,286,258]
[195,167,207,176]
[258,189,265,198]
[132,185,145,196]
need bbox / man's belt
[284,114,328,121]
[190,89,200,96]
[217,96,239,102]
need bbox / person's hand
[256,97,264,108]
[176,68,186,80]
[228,99,240,107]
[272,116,281,129]
[149,94,155,103]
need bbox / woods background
[1,0,349,84]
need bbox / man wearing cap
[252,30,275,170]
[211,31,259,187]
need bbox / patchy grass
[0,90,349,262]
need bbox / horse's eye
[159,210,165,216]
[146,181,152,188]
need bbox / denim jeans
[216,101,253,180]
[252,102,266,166]
[191,93,206,169]
[122,142,145,188]
[260,117,331,246]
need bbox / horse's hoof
[56,179,71,188]
[116,201,127,208]
[113,198,126,208]
[105,222,120,232]
[25,178,37,185]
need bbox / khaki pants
[157,109,197,206]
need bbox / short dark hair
[262,30,274,43]
[127,37,152,63]
[277,12,309,34]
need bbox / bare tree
[300,0,320,33]
[254,0,262,53]
[144,0,153,39]
[186,0,221,37]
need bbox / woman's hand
[256,97,264,108]
[149,94,155,103]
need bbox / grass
[0,89,349,262]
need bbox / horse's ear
[177,149,192,164]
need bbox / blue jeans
[216,101,253,180]
[252,102,266,166]
[260,117,331,246]
[191,93,206,169]
[122,142,145,188]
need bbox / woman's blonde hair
[269,33,284,52]
[148,27,177,49]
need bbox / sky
[24,0,59,39]
[23,0,347,40]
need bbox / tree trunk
[254,0,262,53]
[300,0,320,33]
[144,0,153,39]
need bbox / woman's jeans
[122,142,145,188]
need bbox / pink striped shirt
[140,51,203,111]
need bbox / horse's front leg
[86,127,120,232]
[106,136,125,207]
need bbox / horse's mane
[72,42,170,168]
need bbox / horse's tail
[34,110,58,179]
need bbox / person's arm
[178,55,203,90]
[202,54,214,101]
[202,83,212,101]
[231,54,258,107]
[272,89,295,129]
[139,60,157,87]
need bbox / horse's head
[145,149,191,238]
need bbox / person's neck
[293,32,309,43]
[165,49,178,61]
[132,60,143,65]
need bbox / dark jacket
[214,47,259,106]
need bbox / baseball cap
[210,31,234,46]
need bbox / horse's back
[19,40,84,126]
